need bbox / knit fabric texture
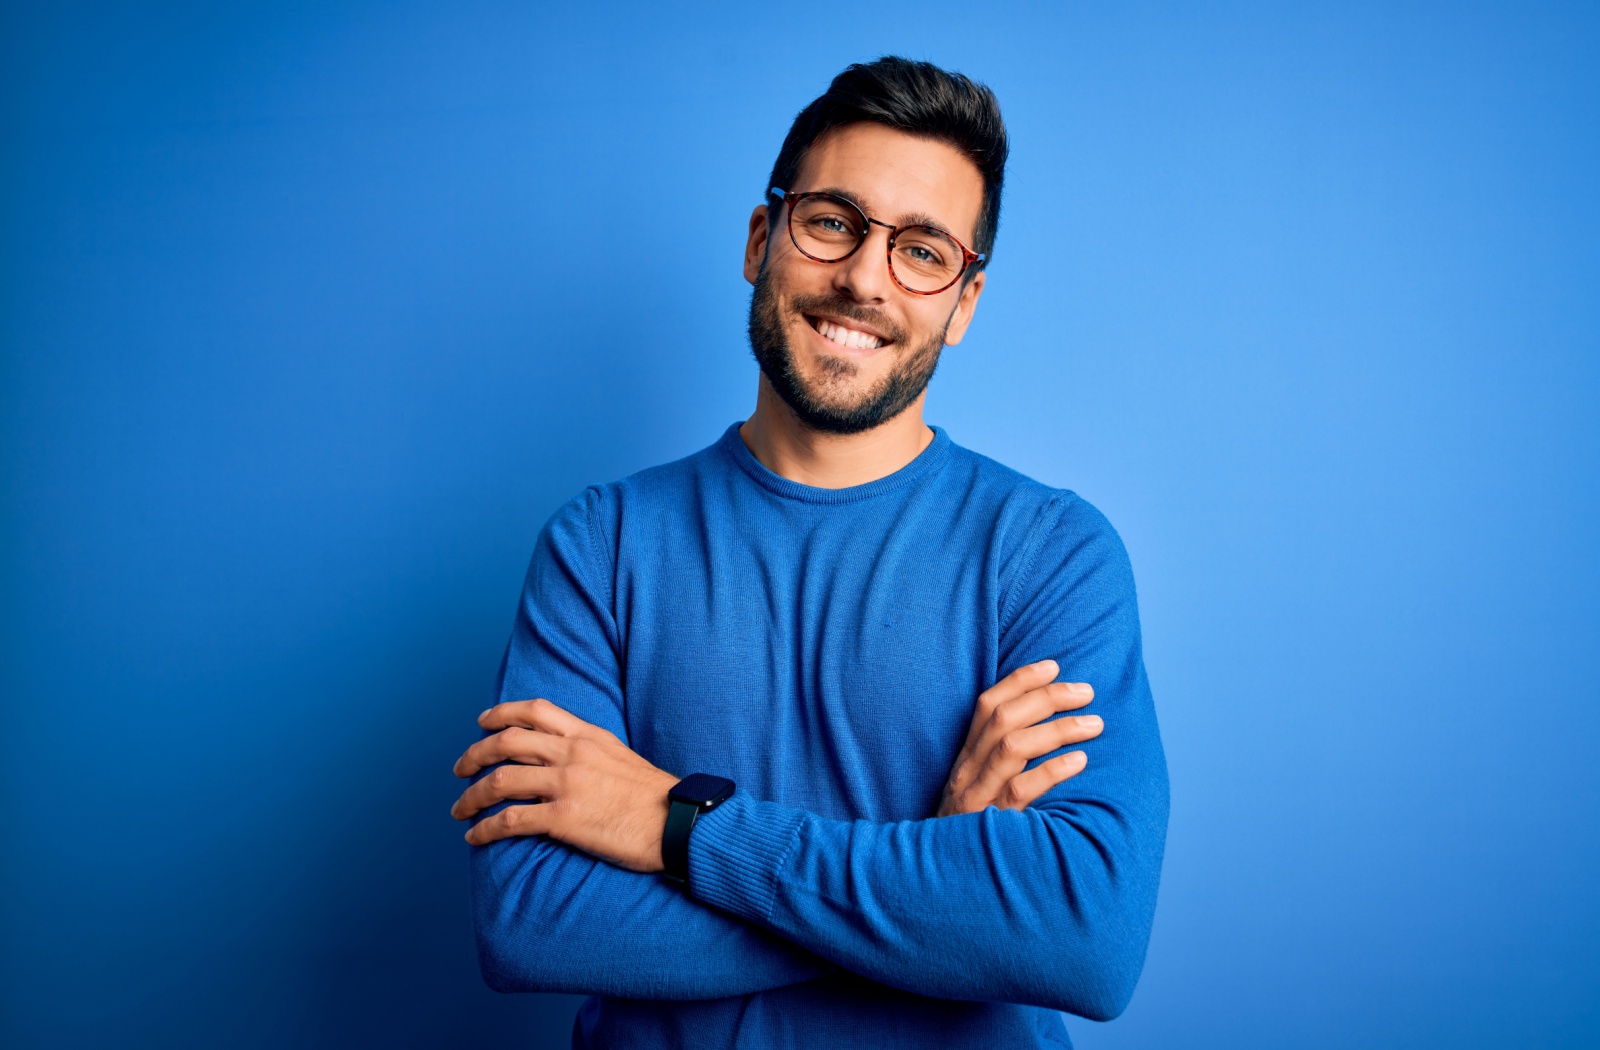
[471,423,1170,1049]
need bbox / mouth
[803,312,893,353]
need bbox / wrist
[661,773,737,888]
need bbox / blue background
[3,2,1597,1046]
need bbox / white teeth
[816,318,883,350]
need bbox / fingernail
[1077,715,1102,729]
[1068,683,1092,696]
[1035,659,1057,671]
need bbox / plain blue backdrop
[3,2,1597,1046]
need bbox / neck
[739,378,934,489]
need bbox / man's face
[743,123,987,434]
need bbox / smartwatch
[661,773,736,887]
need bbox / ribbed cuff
[687,792,805,923]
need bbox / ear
[743,205,771,286]
[941,271,987,346]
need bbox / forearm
[472,817,834,999]
[685,786,1166,1019]
[468,496,839,998]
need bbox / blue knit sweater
[472,423,1169,1049]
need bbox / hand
[937,659,1103,817]
[450,699,679,872]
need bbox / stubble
[746,268,947,436]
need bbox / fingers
[998,681,1095,728]
[964,660,1059,745]
[454,726,568,778]
[966,682,1094,772]
[961,714,1102,806]
[477,699,622,745]
[452,764,561,820]
[459,699,621,777]
[967,661,1059,738]
[994,751,1088,811]
[981,659,1061,709]
[464,801,557,846]
[946,680,1095,799]
[478,698,593,735]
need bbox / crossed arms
[453,492,1169,1018]
[453,660,1099,866]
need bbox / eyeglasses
[768,187,985,296]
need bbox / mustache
[787,292,907,345]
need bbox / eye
[791,196,864,242]
[799,210,861,241]
[894,233,951,270]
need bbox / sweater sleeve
[683,495,1170,1020]
[469,488,834,999]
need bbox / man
[451,57,1168,1049]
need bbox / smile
[804,313,891,351]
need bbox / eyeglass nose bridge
[862,215,901,250]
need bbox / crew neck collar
[717,422,952,505]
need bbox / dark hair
[767,56,1008,265]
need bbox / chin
[787,340,878,396]
[748,268,937,435]
[795,381,879,419]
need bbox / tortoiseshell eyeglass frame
[768,187,986,296]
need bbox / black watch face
[671,773,735,808]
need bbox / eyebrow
[806,185,962,239]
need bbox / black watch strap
[661,773,736,887]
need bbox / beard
[747,267,947,435]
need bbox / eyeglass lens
[788,194,966,294]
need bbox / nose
[829,221,896,304]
